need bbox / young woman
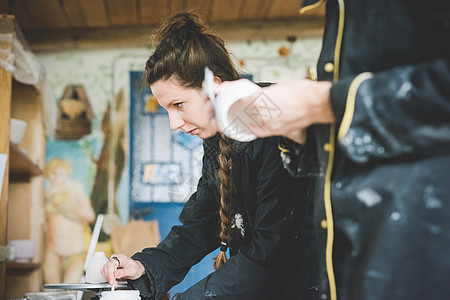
[101,13,318,299]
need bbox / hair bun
[153,12,206,43]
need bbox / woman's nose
[169,113,185,131]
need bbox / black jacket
[130,135,318,299]
[298,0,450,299]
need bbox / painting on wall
[43,157,96,283]
[129,71,203,211]
[45,83,129,283]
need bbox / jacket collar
[300,0,327,14]
[301,0,322,7]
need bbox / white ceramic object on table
[7,239,35,262]
[10,118,28,145]
[25,291,76,300]
[85,251,108,283]
[100,290,141,300]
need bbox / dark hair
[144,12,239,88]
[145,12,237,269]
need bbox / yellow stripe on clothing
[324,125,337,300]
[299,0,327,15]
[324,0,346,299]
[337,72,373,143]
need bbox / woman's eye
[174,102,183,108]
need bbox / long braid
[214,133,233,269]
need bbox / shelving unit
[4,81,46,300]
[0,15,48,300]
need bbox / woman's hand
[100,254,146,288]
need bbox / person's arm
[331,59,450,163]
[173,137,313,299]
[128,151,221,299]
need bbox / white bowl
[7,239,35,262]
[10,118,28,145]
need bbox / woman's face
[151,76,219,139]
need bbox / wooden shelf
[9,142,43,181]
[5,261,40,276]
[6,261,40,270]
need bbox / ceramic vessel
[7,239,35,262]
[214,80,261,142]
[10,118,27,145]
[85,251,108,283]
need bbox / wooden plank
[9,143,43,180]
[135,0,142,25]
[59,0,87,29]
[8,0,324,31]
[0,0,9,14]
[0,16,13,300]
[78,0,109,28]
[139,0,170,26]
[169,0,187,15]
[6,261,40,271]
[0,14,14,34]
[0,20,13,300]
[186,0,212,22]
[0,65,12,300]
[19,0,69,30]
[218,16,324,40]
[8,0,36,31]
[107,0,139,26]
[23,17,324,51]
[240,0,271,20]
[210,0,244,22]
[265,0,300,19]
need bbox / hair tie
[220,242,228,252]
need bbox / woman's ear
[214,76,222,84]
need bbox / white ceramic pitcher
[85,251,108,283]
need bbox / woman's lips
[187,129,197,135]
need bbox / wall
[36,36,322,294]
